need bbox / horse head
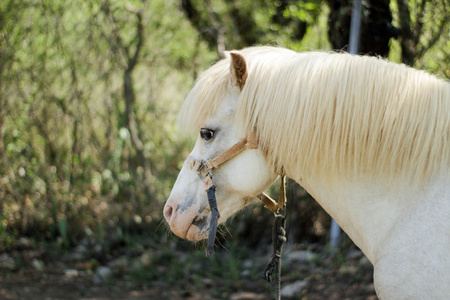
[164,52,277,241]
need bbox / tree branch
[100,1,128,68]
[180,0,223,53]
[227,0,259,46]
[395,0,415,65]
[413,0,426,45]
[416,0,449,59]
[127,6,144,71]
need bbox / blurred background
[0,0,448,299]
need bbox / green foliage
[0,0,447,253]
[0,0,210,248]
[129,241,261,298]
[389,0,449,75]
[280,1,322,24]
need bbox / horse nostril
[164,204,174,223]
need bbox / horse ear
[229,51,248,91]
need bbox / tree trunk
[101,2,155,203]
[123,68,154,203]
[395,0,448,67]
[395,0,416,65]
[122,8,154,203]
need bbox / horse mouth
[186,215,209,241]
[186,224,208,241]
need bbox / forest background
[0,0,448,299]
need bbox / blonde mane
[179,46,450,183]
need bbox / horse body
[299,173,450,298]
[164,46,450,298]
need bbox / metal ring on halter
[196,161,213,181]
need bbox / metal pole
[330,0,362,254]
[349,0,362,54]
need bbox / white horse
[164,46,450,299]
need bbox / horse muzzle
[163,199,209,241]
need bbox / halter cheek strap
[185,135,258,190]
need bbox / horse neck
[292,172,449,263]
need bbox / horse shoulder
[373,179,450,299]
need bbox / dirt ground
[0,269,377,300]
[0,247,378,300]
[1,268,163,299]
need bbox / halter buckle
[197,161,213,181]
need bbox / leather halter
[185,134,286,214]
[185,133,288,298]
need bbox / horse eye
[200,128,215,141]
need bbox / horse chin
[186,224,208,241]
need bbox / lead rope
[206,185,219,256]
[264,210,287,299]
[263,175,287,300]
